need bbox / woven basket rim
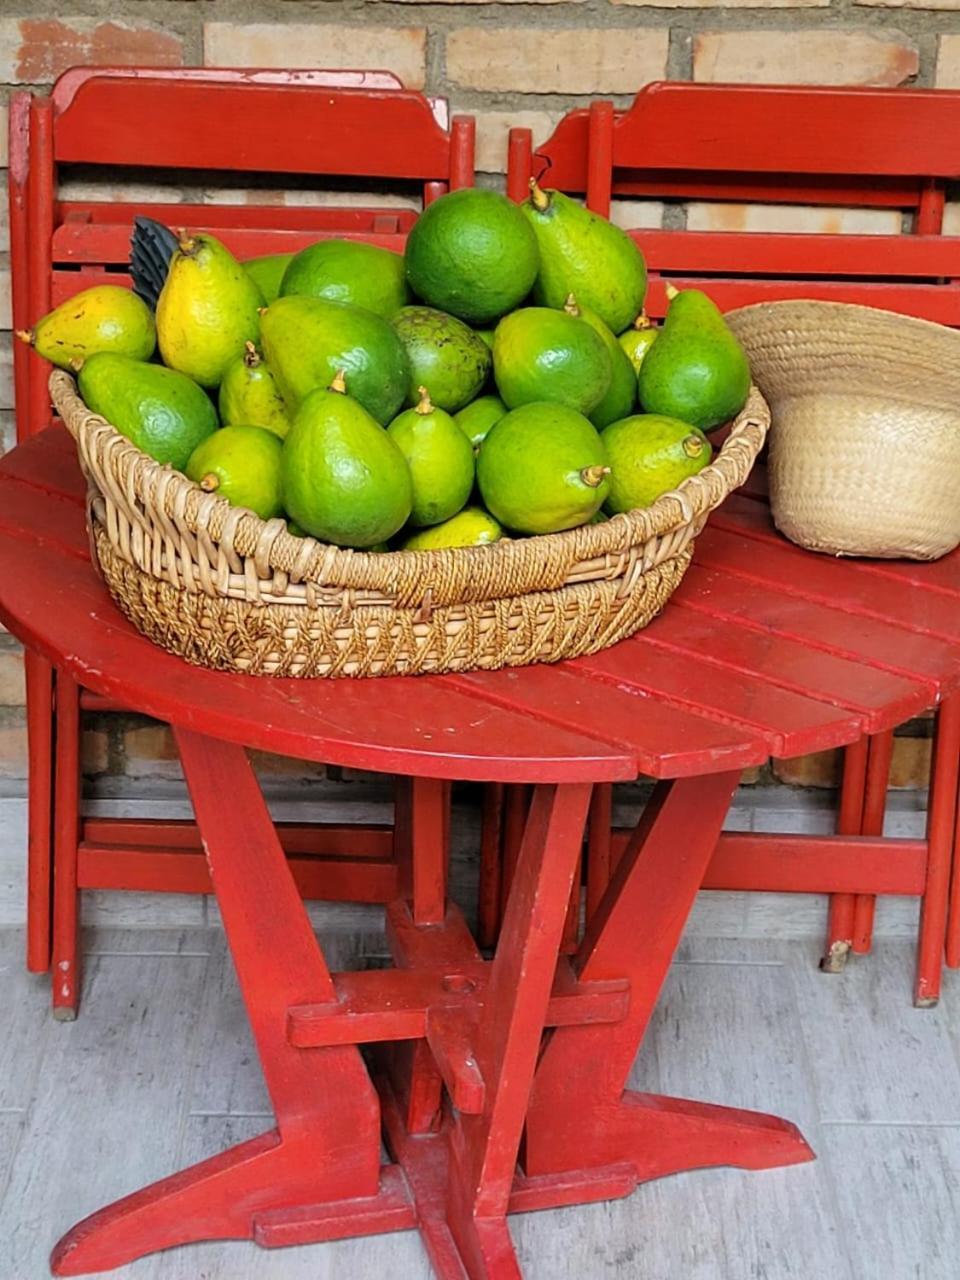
[51,368,767,603]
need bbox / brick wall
[1,1,955,790]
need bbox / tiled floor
[2,924,959,1280]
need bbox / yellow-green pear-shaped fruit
[619,312,658,376]
[218,342,291,439]
[402,507,502,550]
[637,285,750,430]
[522,179,646,334]
[186,425,283,519]
[157,232,264,388]
[18,285,155,370]
[280,371,412,548]
[387,387,475,527]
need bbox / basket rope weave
[52,370,768,677]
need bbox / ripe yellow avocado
[157,232,264,388]
[18,285,155,370]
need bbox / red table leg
[51,674,81,1019]
[524,771,814,1182]
[51,731,391,1276]
[851,729,895,955]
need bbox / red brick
[0,18,182,85]
[204,23,427,90]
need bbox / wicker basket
[728,300,960,561]
[52,370,767,678]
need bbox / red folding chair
[505,81,960,1003]
[8,66,475,1017]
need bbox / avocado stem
[68,357,84,373]
[415,386,434,415]
[581,464,612,489]
[243,341,260,369]
[15,328,34,347]
[330,369,348,395]
[528,177,550,213]
[665,283,680,302]
[682,435,705,459]
[178,233,199,256]
[563,293,580,317]
[634,311,653,330]
[199,473,220,493]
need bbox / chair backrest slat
[506,81,960,325]
[10,67,476,440]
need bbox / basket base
[93,529,692,679]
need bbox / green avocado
[477,402,610,534]
[78,353,218,471]
[218,342,291,439]
[280,239,410,319]
[404,187,539,325]
[391,306,491,412]
[387,388,475,527]
[564,295,636,430]
[637,286,750,431]
[493,307,611,415]
[260,295,409,425]
[280,373,412,547]
[521,180,646,335]
[243,253,293,304]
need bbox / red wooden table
[3,428,960,1278]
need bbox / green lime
[280,239,410,319]
[602,414,712,514]
[405,188,539,325]
[402,506,502,550]
[454,395,507,449]
[493,307,611,415]
[391,306,491,412]
[186,425,283,519]
[388,388,475,527]
[477,402,609,534]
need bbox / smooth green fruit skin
[637,290,750,431]
[281,240,410,320]
[243,254,293,304]
[602,414,712,514]
[522,189,646,335]
[157,234,264,389]
[387,403,475,527]
[78,354,218,471]
[405,188,540,326]
[403,507,502,550]
[493,308,611,416]
[391,306,491,412]
[454,395,507,449]
[281,387,412,547]
[573,304,637,430]
[218,351,291,439]
[474,329,495,350]
[186,425,283,520]
[619,326,658,377]
[261,295,409,425]
[31,285,155,369]
[477,402,609,534]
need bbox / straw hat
[727,300,960,560]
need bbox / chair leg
[24,650,54,973]
[51,673,81,1020]
[918,696,960,1005]
[821,736,869,973]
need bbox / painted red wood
[525,773,813,1181]
[12,69,479,1014]
[918,696,960,1004]
[608,830,928,895]
[849,730,896,954]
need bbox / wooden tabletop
[0,426,958,784]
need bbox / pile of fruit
[22,182,752,552]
